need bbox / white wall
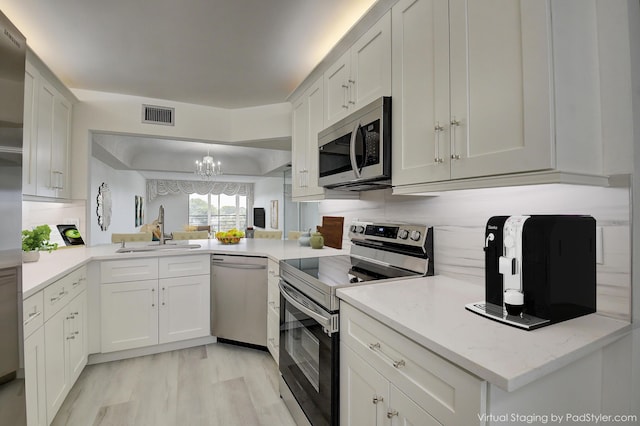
[89,158,147,246]
[254,177,284,231]
[319,183,632,322]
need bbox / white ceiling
[1,0,376,109]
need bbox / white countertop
[336,275,631,392]
[22,239,345,298]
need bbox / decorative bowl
[216,236,241,244]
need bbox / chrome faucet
[158,205,166,245]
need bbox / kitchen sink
[116,243,201,253]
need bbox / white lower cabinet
[44,290,87,425]
[24,327,47,426]
[23,266,87,426]
[340,303,485,426]
[266,259,280,363]
[158,275,210,344]
[100,255,210,353]
[100,280,159,352]
[342,344,438,426]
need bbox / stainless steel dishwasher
[211,254,268,347]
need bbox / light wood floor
[52,343,297,426]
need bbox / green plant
[22,225,58,252]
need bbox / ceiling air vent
[142,104,175,126]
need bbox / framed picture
[135,195,144,227]
[270,200,278,229]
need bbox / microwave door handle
[349,120,362,179]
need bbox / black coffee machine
[466,215,596,330]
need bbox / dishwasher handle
[279,280,338,335]
[211,262,266,270]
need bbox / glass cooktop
[282,255,421,287]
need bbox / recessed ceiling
[92,132,292,178]
[1,0,377,109]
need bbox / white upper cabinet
[393,0,553,190]
[324,11,391,127]
[392,0,609,193]
[448,0,552,180]
[23,54,74,199]
[391,0,451,186]
[292,78,325,200]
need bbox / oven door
[279,280,339,426]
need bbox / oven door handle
[349,120,362,179]
[279,281,339,335]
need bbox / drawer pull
[387,409,398,419]
[369,341,406,369]
[66,335,76,340]
[393,359,406,369]
[24,310,42,325]
[372,395,384,405]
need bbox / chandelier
[195,150,222,179]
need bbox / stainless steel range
[278,221,434,426]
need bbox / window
[189,193,247,233]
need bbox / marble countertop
[22,239,345,298]
[337,275,631,392]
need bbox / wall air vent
[142,104,175,126]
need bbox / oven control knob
[356,226,365,234]
[410,230,421,241]
[398,229,409,239]
[350,225,357,233]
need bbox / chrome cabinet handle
[450,117,461,160]
[434,122,444,164]
[372,395,384,404]
[369,341,406,369]
[151,288,156,307]
[342,84,349,109]
[24,310,42,325]
[387,410,398,419]
[348,79,356,105]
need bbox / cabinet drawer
[159,255,209,278]
[23,291,44,338]
[100,258,159,283]
[43,266,87,321]
[341,303,485,425]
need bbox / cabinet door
[100,280,159,352]
[44,307,69,425]
[351,11,391,110]
[392,0,451,186]
[35,79,56,198]
[291,96,309,198]
[51,94,71,198]
[67,291,87,385]
[389,384,441,426]
[24,327,47,426]
[324,50,351,126]
[340,344,388,426]
[449,0,552,179]
[23,61,39,196]
[266,309,279,364]
[158,275,210,344]
[305,78,325,197]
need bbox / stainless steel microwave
[318,96,391,191]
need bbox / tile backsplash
[319,183,631,321]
